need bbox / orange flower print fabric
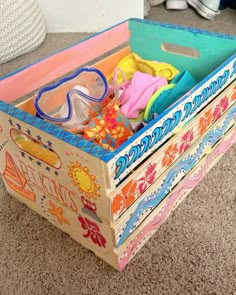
[84,102,133,151]
[112,180,137,216]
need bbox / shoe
[144,0,151,17]
[166,0,188,9]
[187,0,221,20]
[149,0,166,6]
[220,0,236,9]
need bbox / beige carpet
[0,5,236,295]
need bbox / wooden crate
[0,19,235,271]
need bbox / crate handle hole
[161,42,200,59]
[10,129,61,168]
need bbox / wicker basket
[0,0,47,64]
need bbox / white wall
[38,0,144,32]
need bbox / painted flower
[199,109,212,135]
[232,85,236,101]
[162,144,178,167]
[220,96,229,112]
[212,104,221,122]
[213,96,229,122]
[78,216,106,248]
[137,163,157,194]
[112,179,137,215]
[179,129,194,154]
[48,200,70,225]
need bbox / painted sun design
[68,161,100,199]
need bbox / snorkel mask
[34,67,108,129]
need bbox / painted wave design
[118,127,236,271]
[117,107,236,247]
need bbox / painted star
[46,166,51,171]
[36,135,42,141]
[20,151,25,157]
[54,171,59,176]
[28,156,33,161]
[36,161,42,166]
[8,119,14,126]
[26,129,32,136]
[16,123,22,130]
[48,200,70,225]
[47,140,52,148]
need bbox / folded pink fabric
[119,72,168,119]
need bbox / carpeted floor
[0,5,236,295]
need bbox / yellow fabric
[108,53,179,84]
[129,111,144,123]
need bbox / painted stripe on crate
[6,18,235,84]
[117,106,236,246]
[129,20,236,82]
[0,20,130,81]
[0,21,130,103]
[129,18,236,40]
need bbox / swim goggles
[34,67,108,128]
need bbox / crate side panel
[112,103,236,247]
[0,109,113,223]
[116,126,236,271]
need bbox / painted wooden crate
[0,19,235,271]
